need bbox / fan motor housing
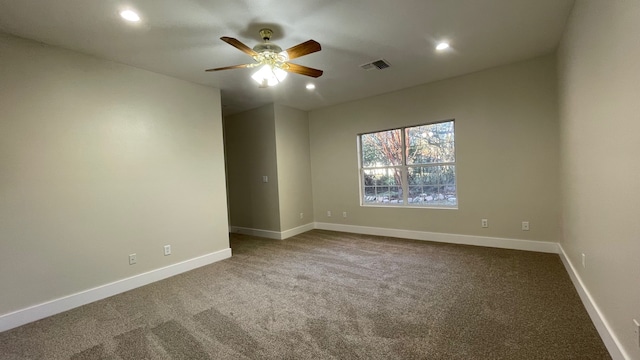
[253,42,283,54]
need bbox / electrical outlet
[521,221,530,231]
[581,253,586,268]
[327,211,332,217]
[299,212,304,219]
[342,211,347,218]
[481,219,488,228]
[129,253,137,265]
[164,245,171,256]
[633,319,639,348]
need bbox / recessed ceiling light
[120,10,140,22]
[436,42,450,51]
[306,83,316,90]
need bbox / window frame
[357,119,458,209]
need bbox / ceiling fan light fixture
[206,29,323,82]
[251,65,287,87]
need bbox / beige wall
[558,2,640,358]
[0,34,229,315]
[225,104,314,233]
[309,55,560,242]
[274,104,314,231]
[224,105,281,231]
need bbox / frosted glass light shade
[251,65,288,87]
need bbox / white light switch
[262,176,268,183]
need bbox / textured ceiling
[0,0,575,115]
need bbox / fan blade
[205,64,253,72]
[285,63,323,78]
[285,40,321,60]
[221,37,258,57]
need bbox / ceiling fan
[205,28,323,87]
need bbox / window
[359,120,457,208]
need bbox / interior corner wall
[309,55,560,242]
[0,34,229,316]
[274,104,314,231]
[557,1,640,359]
[224,104,281,232]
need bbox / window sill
[360,204,458,210]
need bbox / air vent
[360,59,391,71]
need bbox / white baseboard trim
[230,223,314,240]
[558,245,627,360]
[280,223,315,239]
[0,248,232,333]
[314,222,559,253]
[230,226,282,240]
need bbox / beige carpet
[0,230,610,359]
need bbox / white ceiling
[0,0,575,115]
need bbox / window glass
[361,129,403,167]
